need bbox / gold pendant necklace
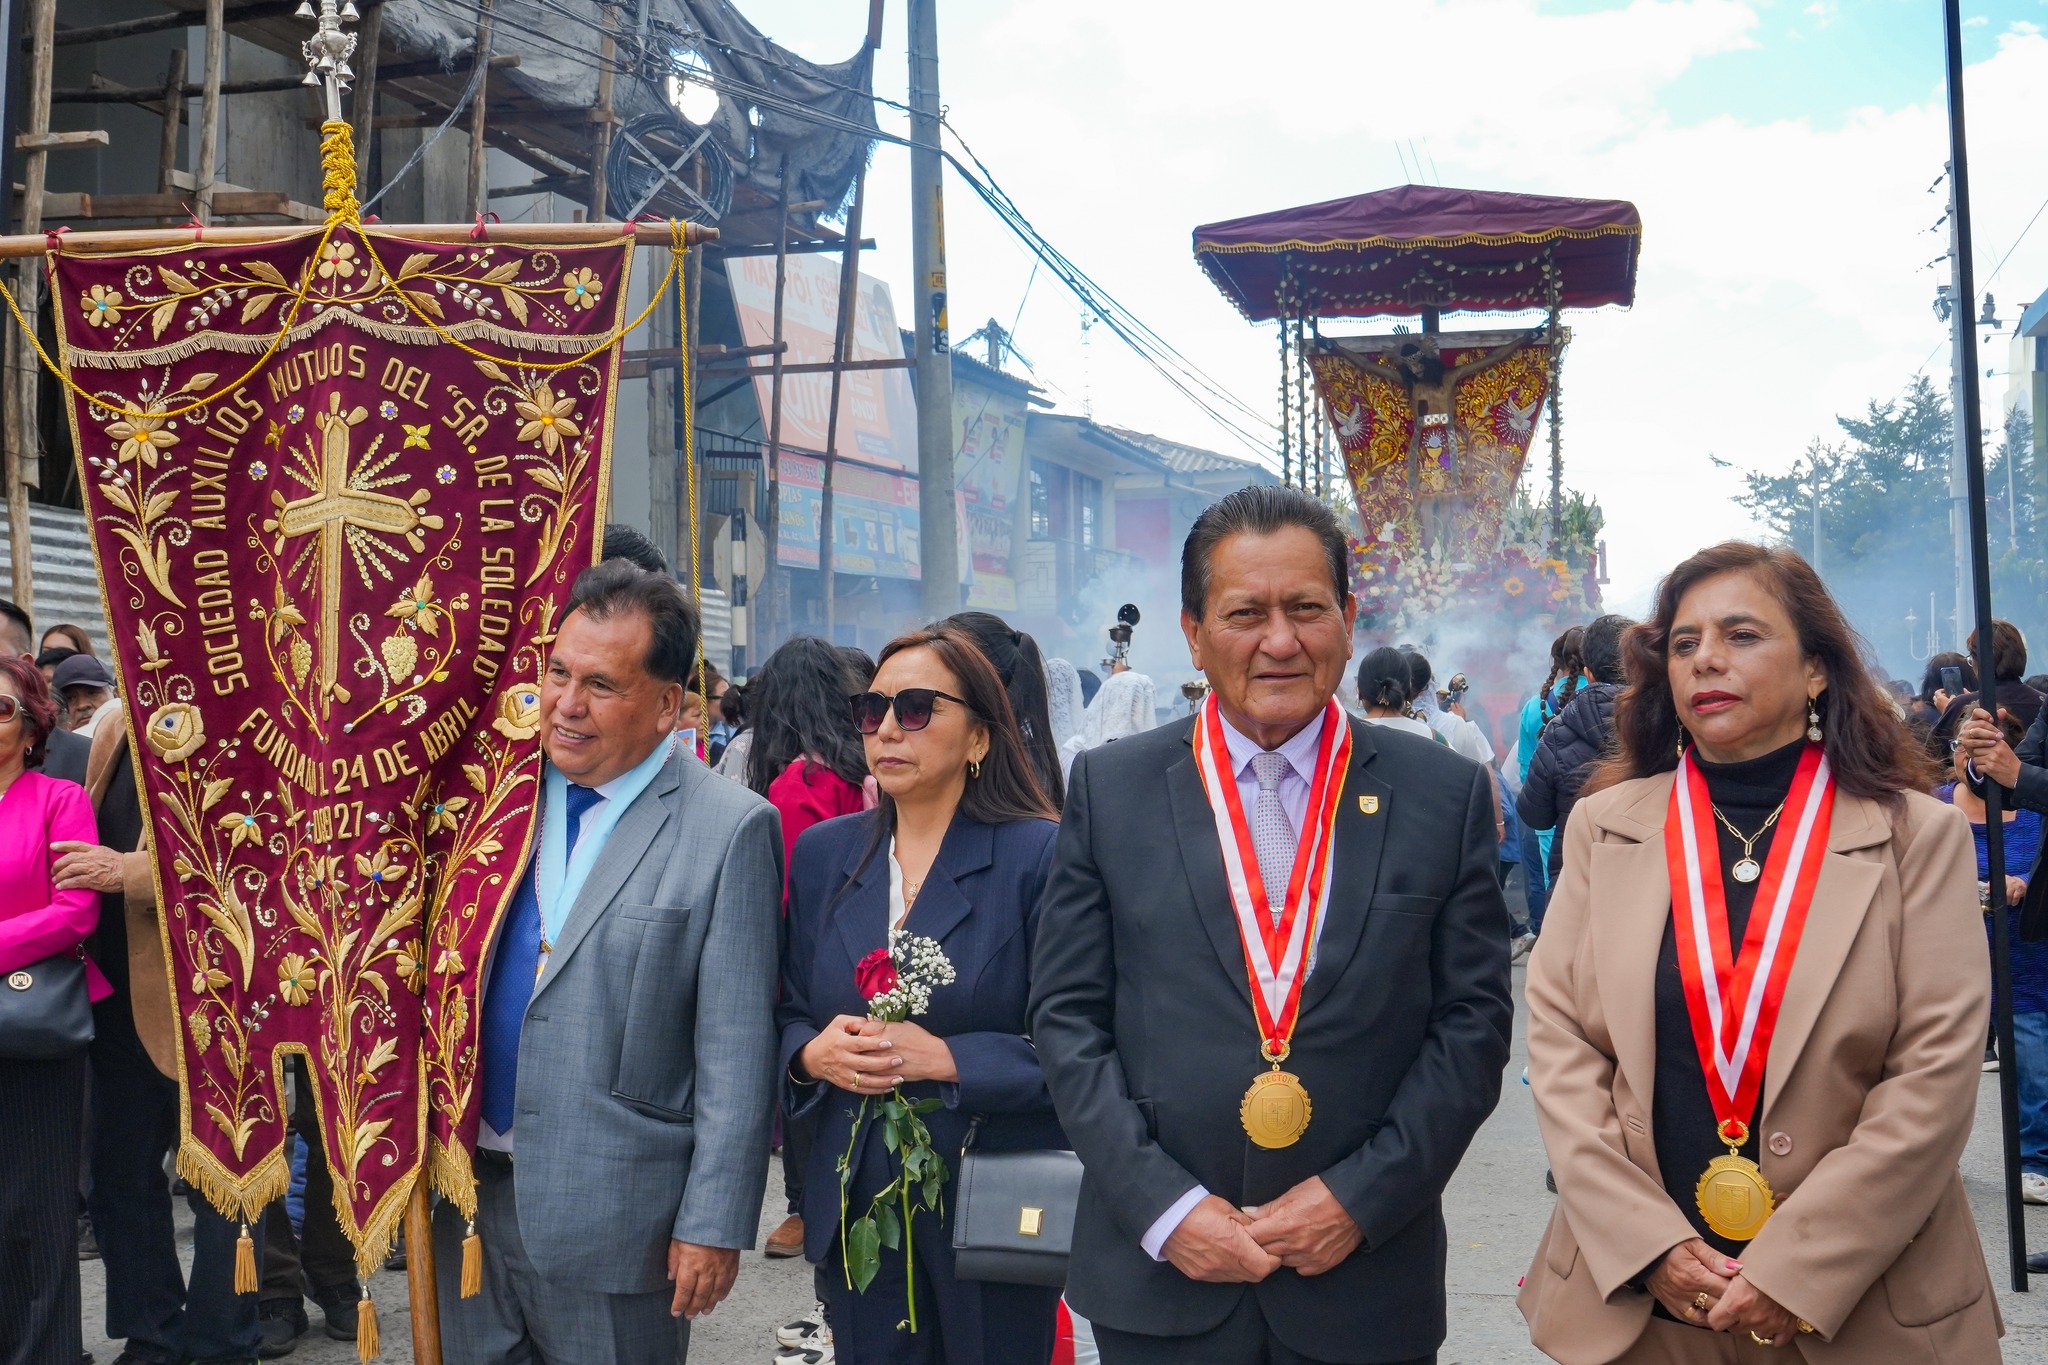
[1710,797,1787,885]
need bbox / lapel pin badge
[1359,795,1381,815]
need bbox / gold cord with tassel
[356,1288,379,1361]
[234,1222,257,1294]
[460,1218,482,1298]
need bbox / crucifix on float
[265,393,441,710]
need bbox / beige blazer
[1518,772,2000,1364]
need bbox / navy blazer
[778,810,1064,1263]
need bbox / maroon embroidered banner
[51,227,634,1266]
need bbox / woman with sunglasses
[0,654,103,1364]
[779,623,1064,1364]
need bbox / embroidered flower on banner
[146,703,205,763]
[491,686,543,741]
[422,796,469,836]
[107,401,176,467]
[396,940,428,993]
[277,953,314,1007]
[355,849,410,890]
[217,808,264,849]
[561,268,603,311]
[514,384,579,456]
[317,240,358,280]
[82,285,123,328]
[385,572,443,636]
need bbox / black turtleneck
[1651,737,1805,1263]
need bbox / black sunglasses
[850,688,970,735]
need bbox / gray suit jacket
[505,747,783,1294]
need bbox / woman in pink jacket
[0,652,102,1364]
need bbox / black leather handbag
[951,1118,1082,1288]
[0,949,95,1060]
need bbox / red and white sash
[1664,743,1835,1136]
[1190,695,1353,1054]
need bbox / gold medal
[1695,1120,1775,1241]
[1696,1153,1775,1241]
[1241,1066,1312,1149]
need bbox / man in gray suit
[0,599,85,784]
[434,560,783,1363]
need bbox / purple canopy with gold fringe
[1194,184,1641,321]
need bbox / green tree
[1721,374,2047,680]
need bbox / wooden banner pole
[0,220,715,258]
[404,1179,442,1365]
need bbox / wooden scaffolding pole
[6,0,54,611]
[195,0,224,224]
[465,0,495,219]
[585,3,619,222]
[819,164,868,643]
[155,49,187,194]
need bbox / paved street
[86,959,2048,1362]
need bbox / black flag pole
[1942,0,2026,1293]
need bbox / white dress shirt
[1141,706,1333,1261]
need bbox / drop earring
[1806,699,1822,743]
[1676,727,1688,760]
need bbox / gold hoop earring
[967,758,982,780]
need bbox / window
[1078,474,1102,549]
[1029,462,1051,538]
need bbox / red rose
[855,947,900,1002]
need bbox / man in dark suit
[0,599,86,783]
[1031,486,1514,1365]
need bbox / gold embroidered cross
[266,395,440,704]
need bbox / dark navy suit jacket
[777,810,1064,1264]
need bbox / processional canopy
[1192,184,1641,322]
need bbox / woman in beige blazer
[1520,541,2000,1363]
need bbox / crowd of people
[0,485,2028,1365]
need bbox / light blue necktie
[477,783,603,1135]
[1250,751,1296,925]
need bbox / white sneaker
[2023,1172,2048,1205]
[774,1348,831,1365]
[776,1304,830,1350]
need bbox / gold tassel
[234,1223,257,1294]
[356,1289,379,1362]
[460,1221,482,1299]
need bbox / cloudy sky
[730,0,2048,615]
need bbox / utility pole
[908,0,960,619]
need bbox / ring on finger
[1692,1292,1711,1312]
[1749,1331,1775,1347]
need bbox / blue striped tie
[477,783,602,1136]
